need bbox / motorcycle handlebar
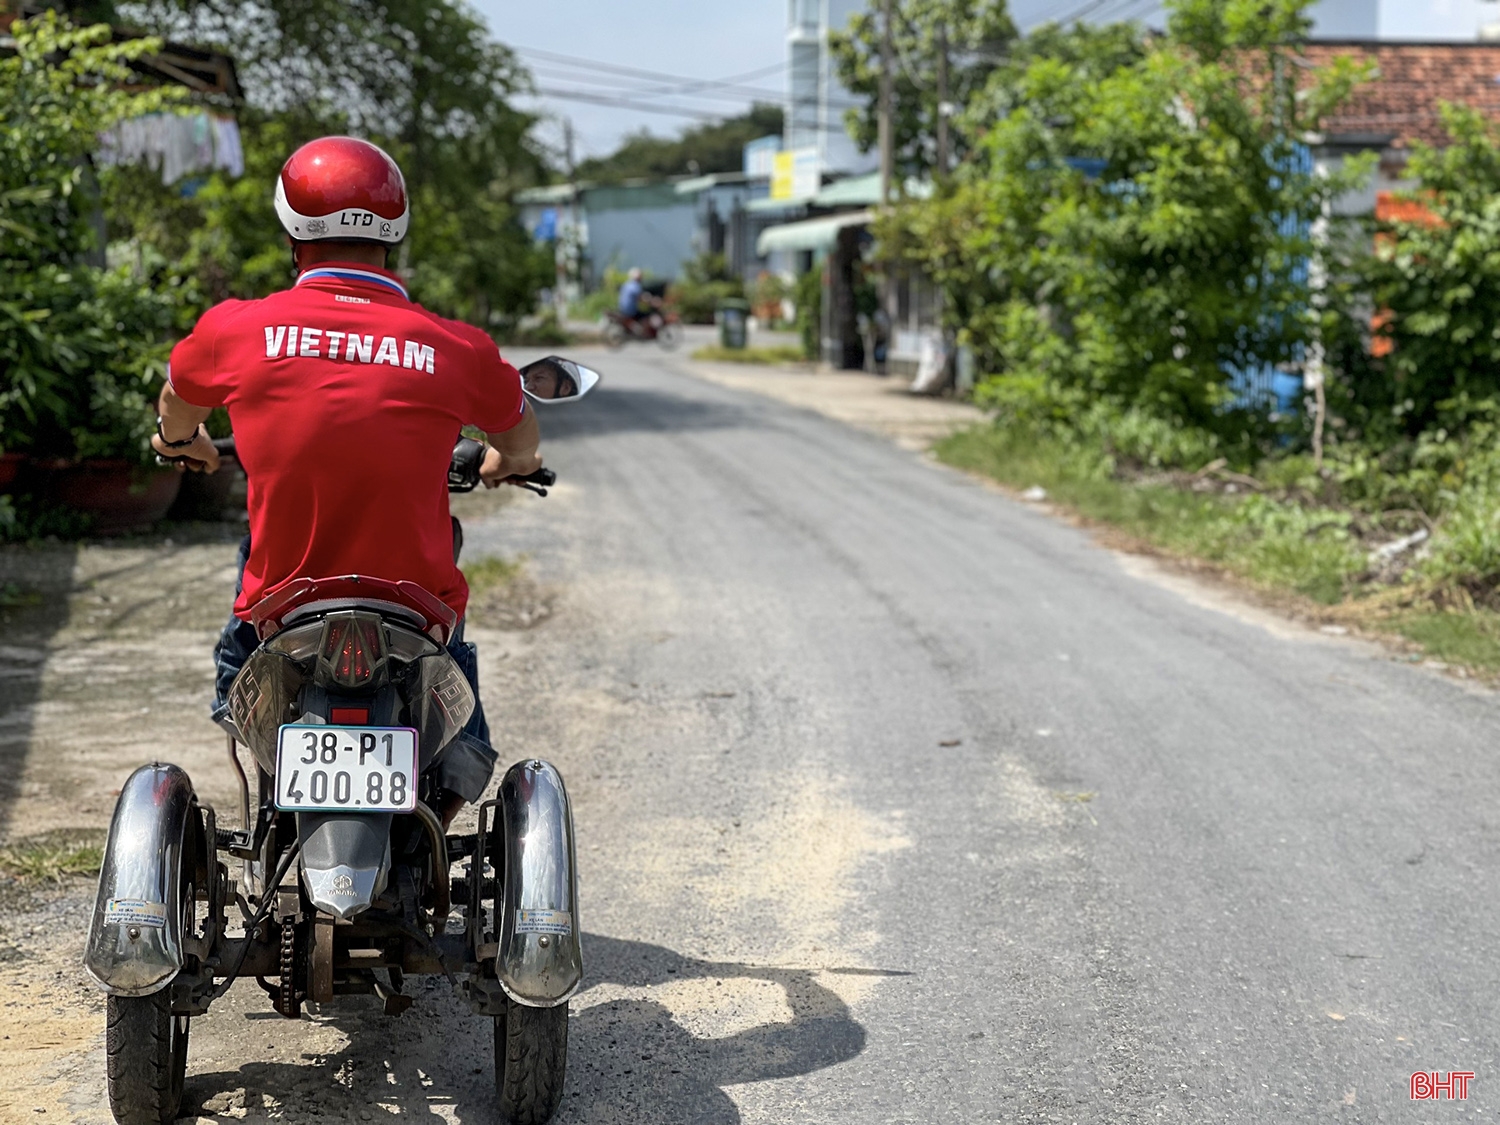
[164,436,552,496]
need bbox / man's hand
[150,425,221,474]
[479,444,543,489]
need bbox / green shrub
[669,252,744,325]
[794,268,822,361]
[1353,106,1500,434]
[0,15,191,464]
[885,0,1371,453]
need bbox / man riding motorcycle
[151,135,538,831]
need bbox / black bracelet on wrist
[156,419,200,448]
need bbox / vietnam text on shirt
[262,325,436,373]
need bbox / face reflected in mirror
[521,358,579,400]
[519,356,602,405]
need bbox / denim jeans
[211,535,497,802]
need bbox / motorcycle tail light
[315,611,388,690]
[263,620,324,662]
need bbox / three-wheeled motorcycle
[83,357,601,1125]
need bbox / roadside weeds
[935,426,1500,680]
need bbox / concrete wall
[581,184,698,283]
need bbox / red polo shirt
[168,263,526,622]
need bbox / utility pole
[879,0,896,372]
[936,21,950,178]
[562,117,579,312]
[879,0,894,208]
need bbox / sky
[473,0,1500,162]
[471,1,788,164]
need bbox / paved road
[25,341,1491,1123]
[462,345,1500,1124]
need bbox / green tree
[0,12,192,463]
[576,104,785,183]
[1354,104,1500,435]
[830,0,1017,179]
[111,0,551,327]
[885,0,1371,459]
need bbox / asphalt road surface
[467,345,1497,1123]
[16,342,1493,1123]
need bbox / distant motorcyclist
[151,135,538,828]
[618,268,648,325]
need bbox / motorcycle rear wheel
[656,322,682,350]
[494,999,568,1125]
[106,989,189,1125]
[602,321,627,350]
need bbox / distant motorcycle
[86,357,601,1125]
[603,306,681,351]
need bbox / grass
[0,829,105,883]
[1373,609,1500,668]
[937,427,1364,604]
[461,554,524,594]
[936,425,1500,674]
[690,345,808,365]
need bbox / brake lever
[513,481,549,497]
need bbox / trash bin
[717,298,750,350]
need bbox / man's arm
[478,406,541,489]
[150,382,221,473]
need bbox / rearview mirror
[520,357,601,405]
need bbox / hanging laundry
[97,112,244,185]
[211,115,244,177]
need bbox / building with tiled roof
[1298,41,1500,150]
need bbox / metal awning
[756,209,873,255]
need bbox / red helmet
[273,136,409,245]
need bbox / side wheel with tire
[603,321,627,350]
[494,1000,568,1125]
[656,322,682,350]
[106,989,189,1125]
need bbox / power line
[530,86,853,132]
[524,62,788,103]
[513,46,790,102]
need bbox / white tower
[785,0,877,178]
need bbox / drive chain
[275,918,301,1018]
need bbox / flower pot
[0,454,22,493]
[45,460,183,535]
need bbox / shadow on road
[179,933,879,1123]
[560,933,878,1123]
[539,385,751,439]
[0,543,79,841]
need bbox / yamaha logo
[330,873,355,896]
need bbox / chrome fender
[83,763,198,996]
[496,759,582,1006]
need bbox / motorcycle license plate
[275,726,418,813]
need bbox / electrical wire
[513,46,792,101]
[531,85,854,131]
[526,67,789,105]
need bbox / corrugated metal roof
[757,210,873,255]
